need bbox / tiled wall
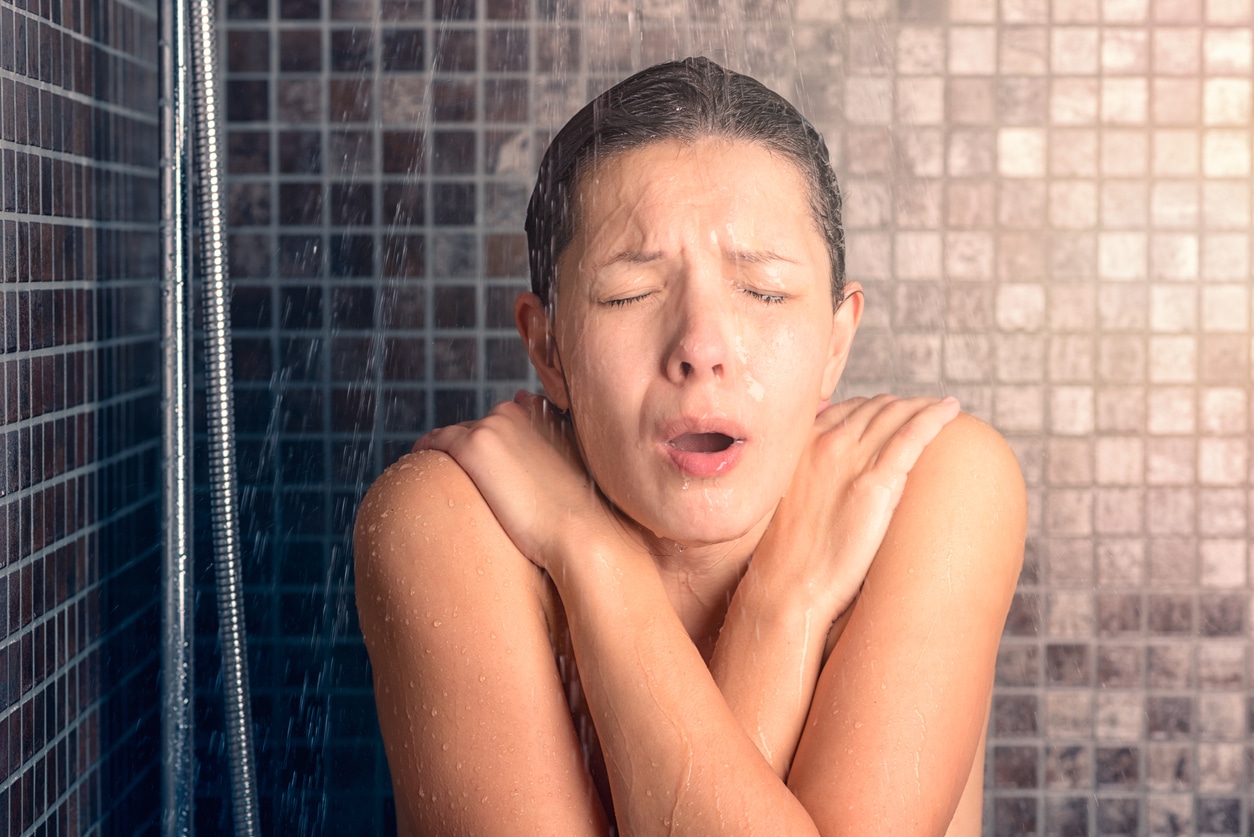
[823,2,1252,834]
[216,0,1254,834]
[0,0,162,831]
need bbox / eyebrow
[725,248,799,265]
[603,249,664,267]
[601,247,799,267]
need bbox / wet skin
[538,138,849,560]
[356,136,1027,837]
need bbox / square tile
[1049,588,1096,635]
[1044,796,1089,836]
[1148,645,1194,690]
[1097,539,1145,585]
[1148,537,1197,586]
[1152,78,1201,127]
[1146,744,1191,791]
[1146,794,1192,836]
[1102,27,1148,74]
[1047,691,1095,737]
[1147,592,1193,633]
[1152,129,1199,176]
[949,26,997,75]
[1051,78,1099,124]
[1051,128,1098,175]
[1098,643,1143,687]
[994,694,1039,735]
[1152,27,1200,74]
[1103,798,1143,833]
[1102,77,1148,123]
[896,26,944,74]
[1051,27,1099,74]
[1096,691,1142,739]
[994,745,1041,788]
[1096,745,1140,787]
[1197,694,1245,741]
[1203,29,1253,74]
[1045,745,1092,788]
[1200,388,1246,434]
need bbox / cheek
[562,339,645,455]
[750,322,828,400]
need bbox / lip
[657,416,748,479]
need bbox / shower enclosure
[3,0,1254,834]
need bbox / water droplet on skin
[442,742,450,751]
[742,373,762,401]
[448,499,455,507]
[432,619,442,627]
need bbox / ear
[515,292,571,410]
[819,282,863,402]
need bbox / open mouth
[670,432,736,453]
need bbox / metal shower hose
[162,0,261,828]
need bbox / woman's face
[542,138,857,547]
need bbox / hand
[751,394,962,624]
[413,391,631,571]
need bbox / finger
[509,390,579,448]
[412,423,472,453]
[869,397,960,476]
[854,395,952,446]
[815,393,908,440]
[813,395,875,430]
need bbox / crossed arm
[354,400,1025,836]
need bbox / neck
[642,512,773,660]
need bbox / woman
[355,58,1025,836]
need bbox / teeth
[672,432,734,453]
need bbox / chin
[637,501,770,551]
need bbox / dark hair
[525,56,846,310]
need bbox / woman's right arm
[353,450,609,836]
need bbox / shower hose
[191,0,262,829]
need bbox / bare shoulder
[887,409,1027,597]
[355,449,546,595]
[353,448,562,686]
[353,450,605,835]
[911,410,1025,501]
[355,448,492,551]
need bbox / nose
[664,284,734,384]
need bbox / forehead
[567,138,818,251]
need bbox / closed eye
[742,288,786,304]
[604,292,652,308]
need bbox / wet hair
[525,56,846,311]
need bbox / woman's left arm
[786,412,1026,834]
